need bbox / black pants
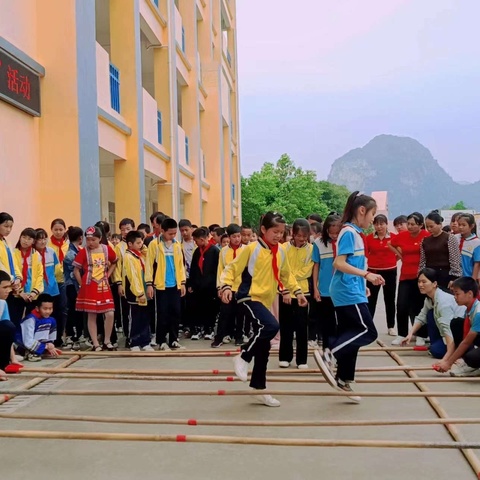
[241,301,280,390]
[317,296,337,350]
[308,296,320,341]
[129,303,151,348]
[52,293,65,347]
[396,279,425,337]
[367,268,397,329]
[6,294,29,327]
[192,290,218,333]
[112,283,122,329]
[181,282,194,332]
[279,298,308,365]
[331,303,378,382]
[155,288,181,346]
[215,294,238,343]
[0,320,15,370]
[450,317,480,368]
[65,284,84,340]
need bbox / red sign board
[0,48,41,116]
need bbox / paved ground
[1,303,479,479]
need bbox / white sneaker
[387,328,396,336]
[234,354,249,382]
[159,343,171,351]
[336,379,361,404]
[253,394,281,407]
[391,336,404,346]
[130,346,141,352]
[190,333,200,340]
[297,364,308,370]
[308,340,318,349]
[204,333,214,341]
[279,361,290,368]
[142,345,155,351]
[243,335,250,343]
[313,350,337,388]
[171,341,186,350]
[450,361,480,377]
[416,337,426,347]
[15,355,24,362]
[222,335,232,344]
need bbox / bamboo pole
[378,340,480,478]
[0,355,81,406]
[0,429,480,449]
[9,371,480,384]
[1,388,479,398]
[3,411,480,428]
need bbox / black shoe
[211,340,223,348]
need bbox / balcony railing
[109,63,120,113]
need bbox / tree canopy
[241,154,350,226]
[445,200,469,210]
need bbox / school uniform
[15,310,57,355]
[329,223,378,382]
[8,248,44,325]
[146,237,186,346]
[311,238,337,349]
[365,232,398,329]
[64,244,83,341]
[124,249,150,348]
[0,300,15,371]
[181,239,196,333]
[413,289,466,358]
[390,230,430,337]
[451,300,480,368]
[279,242,313,366]
[0,238,22,283]
[112,240,131,337]
[457,233,480,278]
[189,243,220,336]
[215,244,244,344]
[220,239,302,390]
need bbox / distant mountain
[327,135,480,217]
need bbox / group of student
[1,193,480,408]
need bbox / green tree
[241,154,350,226]
[446,200,468,210]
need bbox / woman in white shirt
[403,268,465,359]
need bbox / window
[153,0,159,6]
[157,111,162,144]
[231,183,235,201]
[109,63,120,113]
[182,26,186,53]
[185,137,189,165]
[202,152,206,179]
[108,202,116,234]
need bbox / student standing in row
[220,212,307,408]
[316,192,384,403]
[0,213,22,301]
[179,219,195,338]
[456,213,480,280]
[365,214,398,336]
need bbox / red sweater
[366,233,398,270]
[390,230,430,281]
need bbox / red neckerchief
[129,249,145,272]
[37,248,49,285]
[231,243,241,259]
[199,243,213,273]
[31,309,42,319]
[20,247,32,287]
[208,237,217,247]
[262,237,284,291]
[459,234,478,253]
[331,239,337,258]
[50,236,65,262]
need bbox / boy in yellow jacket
[146,218,186,350]
[123,231,153,351]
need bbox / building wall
[0,0,241,239]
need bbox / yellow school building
[0,0,241,234]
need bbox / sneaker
[391,336,404,346]
[297,364,308,370]
[84,339,93,348]
[78,335,87,343]
[116,327,123,334]
[243,335,250,343]
[150,340,158,347]
[170,341,186,350]
[253,394,281,407]
[26,353,41,362]
[159,343,171,351]
[313,350,337,388]
[15,355,24,362]
[72,342,81,351]
[130,346,141,352]
[450,362,480,377]
[191,333,200,341]
[183,329,191,339]
[142,345,155,352]
[63,337,73,350]
[211,340,223,348]
[336,379,361,403]
[235,339,243,346]
[234,354,249,382]
[387,328,396,337]
[308,340,319,349]
[416,337,426,347]
[222,335,232,344]
[279,361,290,368]
[204,333,214,341]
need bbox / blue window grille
[182,26,186,53]
[153,0,159,6]
[157,111,162,144]
[109,63,120,113]
[185,136,189,165]
[231,183,235,200]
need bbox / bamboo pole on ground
[1,388,479,398]
[8,372,480,384]
[0,355,81,406]
[378,339,480,478]
[3,411,480,428]
[1,429,480,449]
